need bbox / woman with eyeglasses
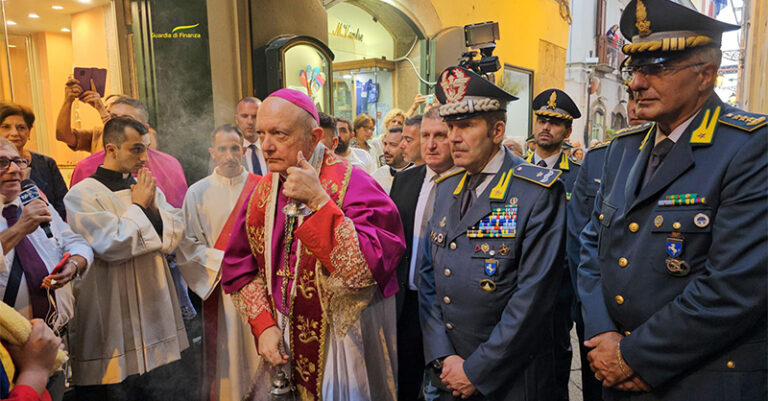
[0,104,68,219]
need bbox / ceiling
[2,0,110,35]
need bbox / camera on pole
[459,21,501,82]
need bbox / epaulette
[512,164,561,188]
[569,156,582,166]
[435,168,465,184]
[719,110,767,133]
[589,141,610,150]
[613,121,655,139]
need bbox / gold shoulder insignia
[451,171,468,195]
[590,141,610,150]
[719,110,767,133]
[512,164,562,188]
[437,168,465,184]
[614,121,655,139]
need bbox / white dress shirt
[243,138,267,174]
[531,152,562,169]
[473,147,506,197]
[408,165,461,290]
[654,110,699,145]
[0,198,94,329]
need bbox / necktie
[389,167,397,177]
[460,173,486,218]
[536,159,547,167]
[249,144,262,175]
[642,138,675,187]
[3,205,53,319]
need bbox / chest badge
[480,243,490,254]
[654,215,664,228]
[498,243,510,256]
[439,216,447,228]
[666,237,683,258]
[479,279,497,293]
[693,213,710,228]
[484,259,497,276]
[665,234,690,277]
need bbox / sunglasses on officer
[0,157,29,170]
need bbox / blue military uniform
[526,151,581,197]
[420,149,566,400]
[528,87,583,400]
[419,65,567,400]
[579,1,766,398]
[566,142,608,401]
[578,96,767,400]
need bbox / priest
[177,124,266,401]
[221,89,405,401]
[63,116,188,399]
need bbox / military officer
[526,89,582,196]
[566,60,649,401]
[524,88,582,400]
[578,1,767,400]
[419,65,567,400]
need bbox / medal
[498,243,510,256]
[693,213,710,228]
[665,258,691,276]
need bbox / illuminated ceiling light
[6,20,16,25]
[76,0,92,3]
[28,13,40,19]
[8,45,15,48]
[52,5,64,10]
[61,27,70,32]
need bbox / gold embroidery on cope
[231,277,270,321]
[297,268,317,300]
[296,315,321,344]
[295,354,317,383]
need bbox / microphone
[19,180,53,238]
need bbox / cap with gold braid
[620,0,738,62]
[436,66,517,121]
[532,89,581,122]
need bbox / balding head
[257,96,323,175]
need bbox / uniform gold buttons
[624,330,631,336]
[618,258,628,268]
[673,221,682,230]
[727,361,735,369]
[443,296,451,304]
[449,242,457,250]
[615,295,625,305]
[628,222,639,232]
[599,214,605,221]
[443,269,451,277]
[445,323,454,330]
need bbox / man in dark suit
[579,1,767,399]
[390,107,461,401]
[420,65,566,400]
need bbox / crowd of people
[0,1,766,401]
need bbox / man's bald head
[256,96,323,174]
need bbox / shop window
[0,0,120,183]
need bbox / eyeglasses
[0,157,29,170]
[621,62,705,81]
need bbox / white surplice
[177,168,269,401]
[64,178,189,386]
